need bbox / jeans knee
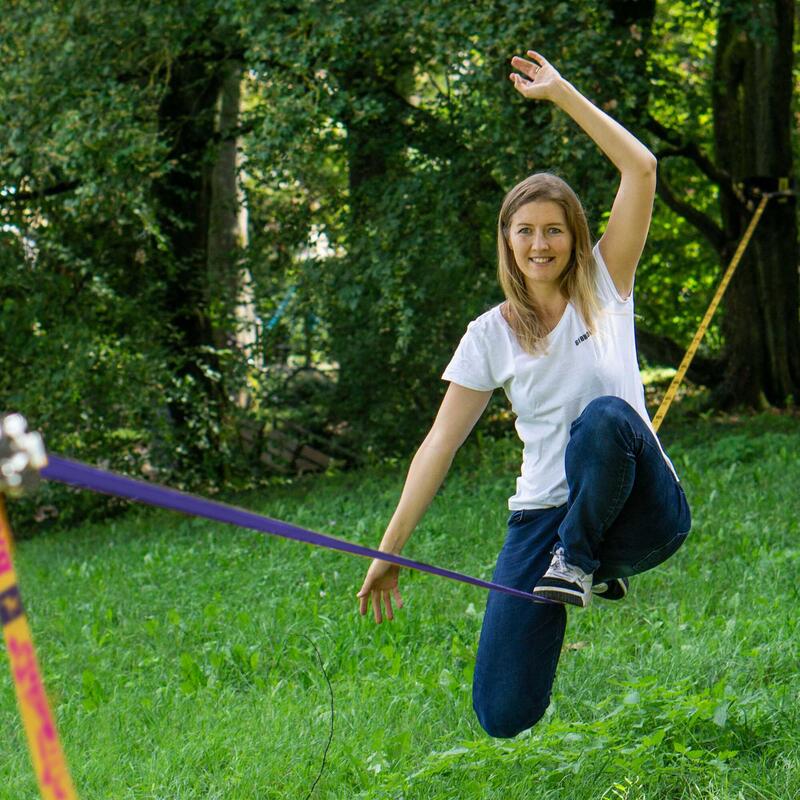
[473,694,550,739]
[573,395,632,438]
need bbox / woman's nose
[531,230,549,250]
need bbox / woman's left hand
[509,50,564,102]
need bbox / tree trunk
[207,59,259,407]
[152,45,229,475]
[331,58,496,451]
[328,63,401,431]
[711,0,800,408]
[208,59,243,345]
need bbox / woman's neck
[502,296,569,329]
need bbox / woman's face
[506,200,573,293]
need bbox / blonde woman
[357,50,691,738]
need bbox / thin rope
[300,634,334,800]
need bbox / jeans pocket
[507,510,525,526]
[631,530,689,574]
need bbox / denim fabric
[472,395,692,738]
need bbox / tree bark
[330,62,401,432]
[711,0,800,408]
[207,58,259,406]
[635,328,725,386]
[331,57,498,449]
[208,59,243,345]
[152,42,229,474]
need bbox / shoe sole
[533,587,590,607]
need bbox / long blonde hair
[497,172,603,355]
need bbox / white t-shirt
[441,241,679,510]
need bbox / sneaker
[592,576,629,601]
[533,545,593,608]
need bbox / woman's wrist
[378,525,409,556]
[548,77,574,107]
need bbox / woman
[357,50,692,738]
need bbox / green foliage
[381,675,749,790]
[1,414,799,798]
[0,227,173,531]
[2,0,798,503]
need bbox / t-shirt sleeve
[593,240,634,307]
[441,319,503,391]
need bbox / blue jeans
[472,395,692,738]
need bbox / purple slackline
[41,455,556,605]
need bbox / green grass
[2,410,799,799]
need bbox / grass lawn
[1,408,799,799]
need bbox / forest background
[2,0,798,531]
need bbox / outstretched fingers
[508,49,561,101]
[357,563,404,625]
[383,586,405,620]
[357,585,404,624]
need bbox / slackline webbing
[40,455,555,605]
[1,497,79,800]
[651,192,773,432]
[2,439,554,800]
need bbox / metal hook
[0,414,48,498]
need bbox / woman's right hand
[509,50,565,103]
[357,558,404,624]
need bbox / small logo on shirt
[574,331,591,347]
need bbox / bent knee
[583,395,631,419]
[575,395,633,433]
[473,696,550,739]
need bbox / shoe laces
[549,545,587,582]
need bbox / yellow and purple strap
[0,497,79,800]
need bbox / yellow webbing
[0,497,78,800]
[651,193,772,432]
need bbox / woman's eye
[549,228,562,234]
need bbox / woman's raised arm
[509,49,656,299]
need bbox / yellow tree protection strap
[0,497,78,800]
[651,193,772,432]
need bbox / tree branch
[655,166,726,253]
[385,85,504,195]
[647,115,742,206]
[1,180,81,205]
[636,327,724,386]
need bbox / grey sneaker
[533,545,593,608]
